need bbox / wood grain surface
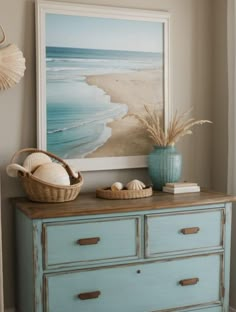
[12,190,236,219]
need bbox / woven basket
[10,148,84,203]
[96,186,152,200]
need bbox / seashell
[33,163,70,186]
[126,179,146,191]
[0,43,26,91]
[111,182,124,191]
[6,163,29,177]
[23,152,52,173]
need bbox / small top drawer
[145,209,223,257]
[43,216,141,269]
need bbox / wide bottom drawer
[44,254,222,312]
[186,307,222,312]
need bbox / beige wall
[211,1,236,308]
[212,0,228,193]
[1,0,215,309]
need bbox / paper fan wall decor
[0,25,26,91]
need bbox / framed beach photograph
[36,0,170,171]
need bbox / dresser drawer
[189,307,222,312]
[43,216,141,269]
[44,254,221,312]
[145,209,223,257]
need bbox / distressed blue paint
[15,210,44,312]
[44,216,141,269]
[40,203,226,224]
[186,306,222,312]
[223,203,232,312]
[33,220,43,312]
[15,210,34,312]
[146,209,223,257]
[45,254,221,312]
[15,201,232,312]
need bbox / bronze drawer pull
[78,291,101,300]
[77,237,100,245]
[179,278,199,286]
[181,227,200,235]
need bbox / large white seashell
[6,163,29,177]
[0,43,26,91]
[126,179,145,191]
[111,182,123,191]
[33,163,70,186]
[23,152,52,173]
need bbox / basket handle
[10,148,65,164]
[10,148,80,178]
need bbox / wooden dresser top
[12,190,236,219]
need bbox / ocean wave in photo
[46,46,162,158]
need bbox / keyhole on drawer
[137,270,141,274]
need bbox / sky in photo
[46,13,163,53]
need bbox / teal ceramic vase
[148,145,182,191]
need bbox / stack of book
[162,182,200,194]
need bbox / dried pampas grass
[128,105,212,146]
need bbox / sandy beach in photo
[86,69,164,158]
[45,14,165,160]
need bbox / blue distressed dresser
[14,191,236,312]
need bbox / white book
[165,182,198,188]
[162,185,200,194]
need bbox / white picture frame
[36,0,170,171]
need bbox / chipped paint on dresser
[33,221,43,312]
[14,192,234,312]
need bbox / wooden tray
[96,186,153,200]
